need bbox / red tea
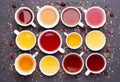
[87,54,105,72]
[62,8,80,26]
[86,7,105,27]
[63,54,83,73]
[18,9,33,24]
[40,31,61,52]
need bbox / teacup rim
[62,53,84,75]
[37,5,60,28]
[15,7,35,26]
[85,30,106,51]
[85,6,106,28]
[37,30,62,54]
[61,6,82,27]
[39,55,60,76]
[65,32,83,49]
[14,53,36,76]
[85,53,106,74]
[15,30,36,51]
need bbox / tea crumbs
[8,22,13,31]
[106,43,111,52]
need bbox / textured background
[0,0,120,82]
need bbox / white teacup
[15,7,36,27]
[85,53,106,76]
[62,52,84,75]
[64,32,83,49]
[85,30,106,51]
[39,55,60,76]
[14,30,36,51]
[37,5,59,28]
[14,52,38,76]
[61,6,84,27]
[81,6,106,28]
[38,30,65,54]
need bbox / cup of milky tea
[37,5,59,28]
[61,6,84,27]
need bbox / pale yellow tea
[39,56,59,76]
[86,30,106,51]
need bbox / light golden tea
[85,30,106,51]
[39,56,59,76]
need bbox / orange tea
[17,54,35,73]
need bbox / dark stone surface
[0,0,120,82]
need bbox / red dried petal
[103,71,109,76]
[60,28,65,32]
[37,27,41,33]
[106,44,111,52]
[12,4,16,9]
[60,2,66,7]
[108,29,113,35]
[59,68,64,72]
[108,11,114,17]
[9,53,14,59]
[9,41,14,47]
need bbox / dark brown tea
[63,54,83,73]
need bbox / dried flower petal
[59,68,64,72]
[60,28,65,32]
[103,71,109,76]
[9,41,14,47]
[108,29,113,35]
[59,55,63,58]
[105,4,109,8]
[60,2,66,7]
[11,4,16,9]
[9,53,14,59]
[37,27,41,33]
[8,23,13,31]
[81,25,88,34]
[108,11,114,17]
